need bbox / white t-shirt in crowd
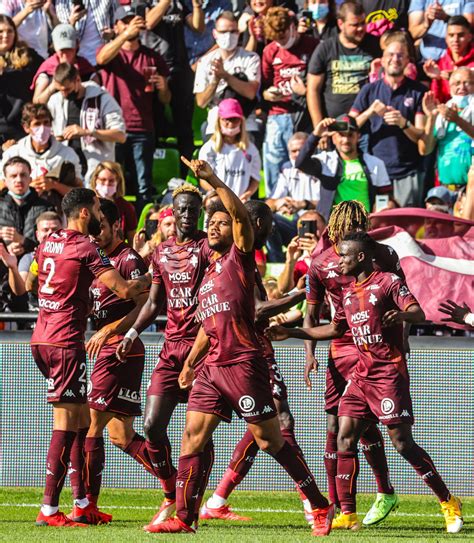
[198,139,261,197]
[0,0,48,58]
[194,46,261,134]
[271,161,321,216]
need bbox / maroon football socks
[84,437,105,503]
[176,453,204,526]
[360,425,394,495]
[43,430,76,506]
[336,450,359,514]
[69,427,88,500]
[324,431,339,507]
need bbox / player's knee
[143,415,164,443]
[337,434,357,452]
[278,410,294,432]
[391,437,413,457]
[109,434,128,450]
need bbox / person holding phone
[296,114,391,222]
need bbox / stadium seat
[192,105,208,147]
[136,202,155,232]
[152,148,180,195]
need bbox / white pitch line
[0,503,450,518]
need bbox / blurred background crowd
[0,0,473,332]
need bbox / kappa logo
[272,57,283,65]
[238,395,256,413]
[272,384,282,396]
[381,397,395,415]
[93,397,107,406]
[326,270,338,279]
[369,293,378,306]
[401,409,411,417]
[63,389,76,398]
[126,253,138,261]
[325,261,338,270]
[160,255,168,263]
[391,274,401,283]
[262,405,274,414]
[345,297,352,306]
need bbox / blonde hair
[213,116,249,153]
[327,200,370,244]
[0,15,32,71]
[89,161,126,198]
[172,183,202,201]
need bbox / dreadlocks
[327,200,370,244]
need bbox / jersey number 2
[40,257,56,295]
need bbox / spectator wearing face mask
[194,10,261,138]
[261,7,318,194]
[198,98,261,201]
[420,67,474,189]
[89,161,137,244]
[0,103,82,212]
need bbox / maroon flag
[370,209,474,327]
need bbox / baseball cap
[425,186,455,206]
[331,114,359,133]
[218,98,244,119]
[114,6,132,21]
[51,24,77,51]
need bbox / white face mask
[96,183,117,199]
[290,158,296,167]
[215,31,239,52]
[30,125,51,146]
[278,26,296,50]
[220,124,241,137]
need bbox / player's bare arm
[86,291,149,360]
[116,282,165,362]
[179,326,210,390]
[255,287,306,323]
[382,303,425,327]
[303,301,322,389]
[266,320,346,342]
[99,269,151,299]
[182,156,254,252]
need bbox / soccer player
[304,200,401,529]
[80,199,149,512]
[146,158,334,536]
[31,188,150,527]
[201,200,313,522]
[116,184,213,529]
[268,231,463,534]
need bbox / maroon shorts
[338,375,414,426]
[325,352,359,415]
[31,344,87,404]
[266,358,288,402]
[188,358,277,424]
[147,339,197,403]
[88,340,145,416]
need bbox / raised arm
[182,157,254,252]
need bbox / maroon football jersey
[195,244,263,366]
[254,269,274,361]
[91,242,148,333]
[333,271,419,380]
[151,232,211,341]
[31,229,113,347]
[307,243,403,358]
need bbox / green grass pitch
[0,488,472,542]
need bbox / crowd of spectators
[0,0,473,329]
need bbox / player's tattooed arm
[266,320,346,342]
[303,302,322,389]
[179,327,210,390]
[116,282,165,362]
[181,156,254,252]
[86,292,148,360]
[99,269,151,299]
[382,303,425,327]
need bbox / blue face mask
[451,94,469,109]
[8,189,31,200]
[308,3,329,20]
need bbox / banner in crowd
[370,209,474,327]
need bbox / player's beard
[209,239,232,253]
[88,215,102,237]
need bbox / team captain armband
[29,259,39,277]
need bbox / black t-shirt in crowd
[66,97,88,176]
[361,0,409,31]
[307,34,381,118]
[144,0,191,72]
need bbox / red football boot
[36,510,87,527]
[144,517,196,533]
[67,502,112,524]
